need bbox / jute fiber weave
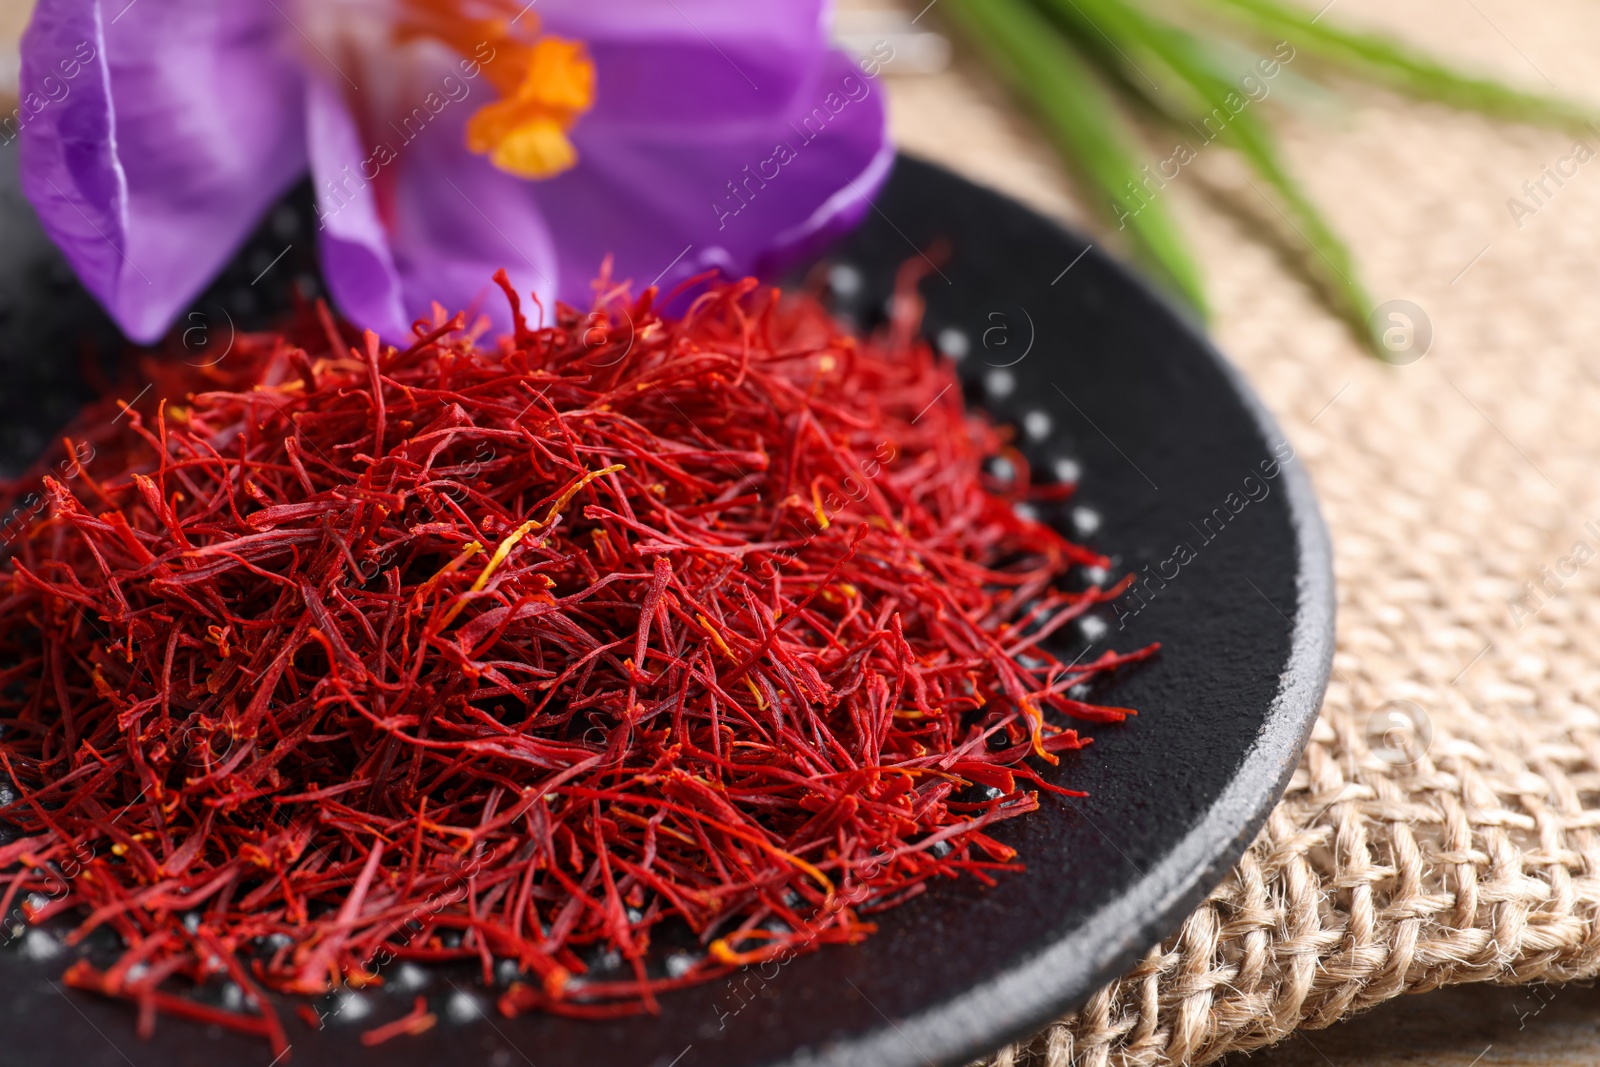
[863,0,1600,1062]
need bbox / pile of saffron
[0,273,1153,1053]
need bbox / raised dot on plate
[1082,565,1110,586]
[985,368,1016,399]
[446,989,482,1024]
[1053,457,1082,484]
[666,953,697,979]
[336,989,373,1021]
[392,962,430,991]
[1072,506,1101,536]
[1080,616,1109,641]
[247,247,277,278]
[828,263,863,299]
[937,327,970,361]
[271,204,301,242]
[229,287,259,319]
[1022,410,1052,441]
[20,928,60,960]
[987,455,1016,483]
[1013,502,1040,522]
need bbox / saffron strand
[0,277,1153,1044]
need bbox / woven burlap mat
[862,0,1600,1062]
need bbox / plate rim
[0,148,1334,1067]
[773,153,1337,1067]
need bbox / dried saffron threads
[359,996,437,1045]
[0,270,1155,1052]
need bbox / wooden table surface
[1219,982,1600,1067]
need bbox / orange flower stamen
[395,0,596,179]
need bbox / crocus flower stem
[1039,0,1372,345]
[941,0,1600,357]
[942,0,1211,320]
[1206,0,1599,133]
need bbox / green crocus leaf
[942,0,1211,316]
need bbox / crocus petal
[19,0,307,343]
[528,44,891,303]
[538,0,825,41]
[305,75,557,343]
[304,76,408,342]
[539,0,828,123]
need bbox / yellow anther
[466,37,595,179]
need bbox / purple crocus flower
[16,0,892,343]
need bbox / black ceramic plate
[0,151,1333,1067]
